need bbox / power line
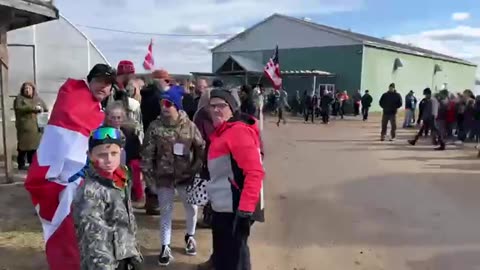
[76,24,234,37]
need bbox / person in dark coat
[183,84,197,120]
[319,91,333,124]
[240,85,257,117]
[409,88,444,149]
[352,89,362,116]
[379,83,402,141]
[361,90,373,121]
[304,91,317,123]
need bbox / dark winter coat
[182,93,197,120]
[405,93,417,110]
[379,91,402,115]
[320,94,333,113]
[140,83,163,133]
[240,98,257,117]
[361,94,373,108]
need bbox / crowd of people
[17,57,480,270]
[22,60,265,270]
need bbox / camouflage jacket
[72,165,142,270]
[141,110,205,188]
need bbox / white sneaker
[158,245,174,267]
[185,236,197,256]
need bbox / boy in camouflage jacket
[141,90,205,266]
[73,126,143,270]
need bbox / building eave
[0,0,58,31]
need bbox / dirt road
[1,115,480,269]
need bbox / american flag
[25,79,105,270]
[143,39,154,70]
[264,45,282,90]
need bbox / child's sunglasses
[90,127,122,140]
[161,99,174,108]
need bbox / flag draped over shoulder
[264,45,282,90]
[24,79,105,270]
[143,39,154,70]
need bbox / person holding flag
[24,63,116,270]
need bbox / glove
[232,211,252,238]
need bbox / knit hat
[117,60,135,76]
[152,69,170,80]
[210,89,239,112]
[160,90,183,110]
[88,126,125,151]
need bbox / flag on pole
[143,39,154,70]
[264,45,282,90]
[24,79,105,270]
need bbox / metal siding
[3,16,108,154]
[274,45,363,94]
[213,16,359,53]
[361,46,477,112]
[212,51,263,72]
[212,45,362,97]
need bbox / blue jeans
[403,109,414,127]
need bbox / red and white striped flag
[24,79,105,270]
[264,45,282,90]
[143,39,154,70]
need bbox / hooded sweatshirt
[207,113,265,222]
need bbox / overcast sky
[56,0,480,77]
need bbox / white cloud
[55,0,363,74]
[388,25,480,77]
[452,12,470,22]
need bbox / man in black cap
[408,88,445,150]
[361,90,373,121]
[87,63,117,102]
[379,83,402,141]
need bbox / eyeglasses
[91,127,122,140]
[161,99,174,108]
[209,103,229,110]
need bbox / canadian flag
[143,39,154,70]
[24,79,105,270]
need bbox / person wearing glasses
[205,89,265,270]
[141,90,205,267]
[73,127,143,270]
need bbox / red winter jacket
[446,101,456,123]
[207,113,265,221]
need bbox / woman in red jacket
[446,94,457,139]
[206,89,265,270]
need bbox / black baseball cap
[87,64,116,83]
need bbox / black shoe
[185,235,197,256]
[434,145,446,151]
[158,245,173,267]
[408,139,416,146]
